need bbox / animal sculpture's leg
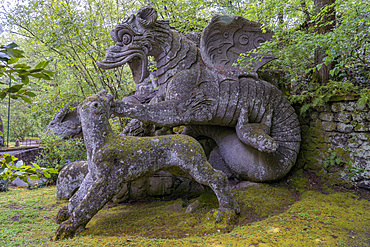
[179,155,240,217]
[54,173,122,240]
[236,108,278,153]
[68,172,95,214]
[55,172,94,224]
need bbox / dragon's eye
[93,102,99,108]
[121,33,132,45]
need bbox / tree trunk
[314,0,336,84]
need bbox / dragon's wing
[200,15,275,75]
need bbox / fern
[289,81,357,116]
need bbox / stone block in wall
[336,123,354,133]
[331,102,346,112]
[309,111,319,120]
[352,112,367,122]
[321,121,336,131]
[319,112,334,122]
[328,133,349,149]
[356,102,367,111]
[346,101,356,112]
[334,112,352,123]
[366,111,370,121]
[354,122,369,132]
[350,133,368,141]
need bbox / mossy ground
[0,171,369,247]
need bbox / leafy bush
[0,154,57,191]
[35,134,86,185]
[289,81,358,115]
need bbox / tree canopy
[0,0,369,139]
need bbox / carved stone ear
[106,93,113,103]
[98,90,107,97]
[137,6,157,27]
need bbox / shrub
[36,134,87,185]
[0,154,57,191]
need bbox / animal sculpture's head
[97,6,170,84]
[78,90,114,126]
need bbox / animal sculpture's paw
[256,134,278,153]
[55,206,70,224]
[53,219,77,241]
[209,208,239,225]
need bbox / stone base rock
[56,161,204,202]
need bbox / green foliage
[0,154,58,191]
[323,150,349,169]
[236,0,369,91]
[35,133,86,184]
[147,0,212,33]
[289,81,357,115]
[358,88,370,106]
[0,42,54,103]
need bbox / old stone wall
[296,97,370,189]
[13,148,40,165]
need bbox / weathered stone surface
[321,121,336,131]
[355,102,367,111]
[57,163,204,203]
[352,112,366,122]
[335,112,352,123]
[337,123,354,133]
[185,199,201,213]
[42,104,82,139]
[54,91,239,240]
[296,98,370,189]
[98,6,300,183]
[346,102,356,112]
[331,102,346,112]
[319,112,333,122]
[354,122,369,132]
[56,161,88,200]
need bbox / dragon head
[97,6,162,84]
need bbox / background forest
[0,0,369,142]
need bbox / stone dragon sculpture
[97,6,301,182]
[54,91,239,240]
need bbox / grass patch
[0,180,369,246]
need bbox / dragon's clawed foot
[55,206,70,224]
[208,208,239,225]
[53,219,78,241]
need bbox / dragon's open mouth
[97,47,149,84]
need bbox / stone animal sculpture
[42,104,82,139]
[97,6,301,182]
[54,91,239,240]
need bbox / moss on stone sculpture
[54,91,239,240]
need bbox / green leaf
[4,42,18,49]
[43,172,51,178]
[0,92,7,100]
[20,75,30,84]
[13,63,29,69]
[29,68,45,73]
[24,91,37,97]
[7,84,23,93]
[32,163,41,169]
[15,160,24,168]
[20,96,32,104]
[0,52,10,61]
